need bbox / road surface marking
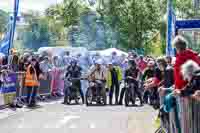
[89,123,96,128]
[55,115,80,128]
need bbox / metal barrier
[0,71,53,107]
[178,97,200,133]
[39,72,52,96]
[17,72,52,99]
[156,90,200,133]
[164,97,200,133]
[169,104,181,133]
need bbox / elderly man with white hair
[174,60,200,101]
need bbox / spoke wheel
[86,88,93,106]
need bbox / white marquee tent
[99,48,128,56]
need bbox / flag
[0,0,20,55]
[0,20,12,55]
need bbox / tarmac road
[0,100,157,133]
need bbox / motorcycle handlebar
[65,77,87,81]
[64,77,106,82]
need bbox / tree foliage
[0,10,9,37]
[98,0,161,50]
[21,13,51,50]
[17,0,200,53]
[45,0,90,27]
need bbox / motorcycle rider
[119,59,143,106]
[88,59,107,103]
[63,58,84,104]
[142,60,156,104]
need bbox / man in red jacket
[173,35,200,90]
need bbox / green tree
[22,15,51,50]
[100,0,160,50]
[41,0,199,54]
[0,10,9,39]
[45,0,90,27]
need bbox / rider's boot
[118,87,126,105]
[62,96,67,104]
[118,99,123,105]
[81,96,85,104]
[140,99,144,106]
[138,95,144,106]
[115,99,118,105]
[79,88,85,104]
[109,97,113,105]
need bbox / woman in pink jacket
[51,56,65,97]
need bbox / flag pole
[8,0,19,56]
[166,0,173,56]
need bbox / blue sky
[0,0,63,12]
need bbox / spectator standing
[106,61,122,105]
[11,55,19,72]
[174,60,200,100]
[173,35,200,90]
[24,58,40,107]
[165,56,172,67]
[138,55,147,73]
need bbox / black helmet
[31,58,37,62]
[128,59,136,67]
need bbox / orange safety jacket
[24,65,39,87]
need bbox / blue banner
[176,20,200,30]
[0,73,17,94]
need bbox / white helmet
[95,59,102,65]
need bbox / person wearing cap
[87,59,107,99]
[88,59,106,81]
[106,61,122,105]
[24,58,40,107]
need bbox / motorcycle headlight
[89,82,95,87]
